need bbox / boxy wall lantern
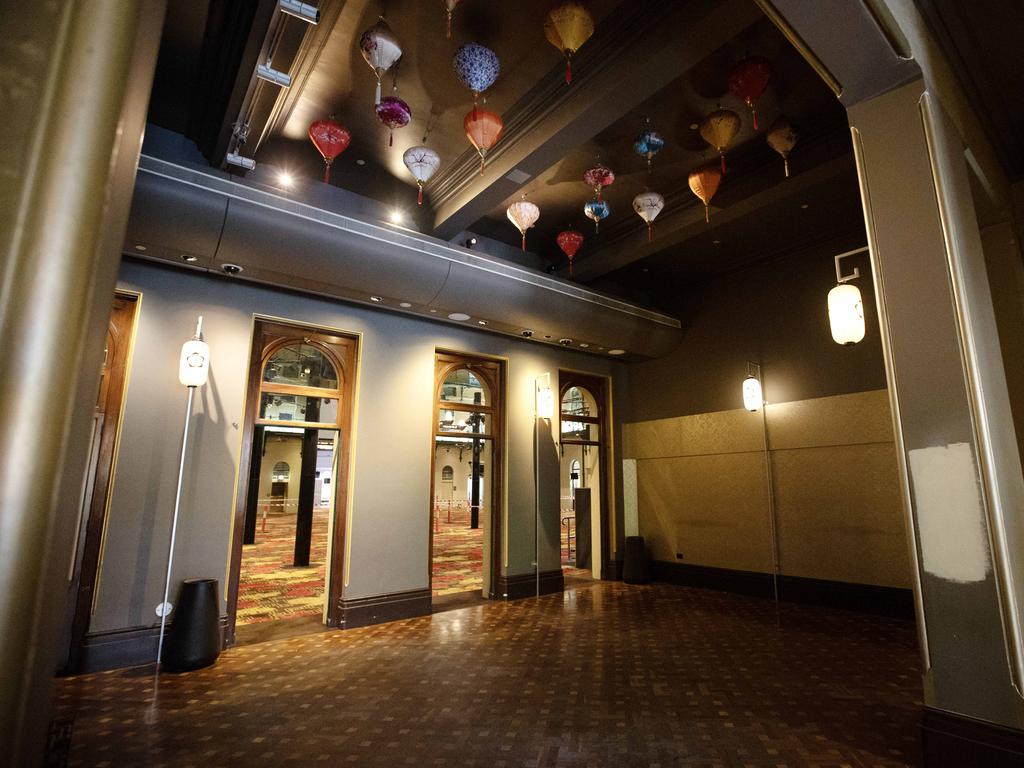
[742,362,763,412]
[828,246,869,346]
[158,316,211,667]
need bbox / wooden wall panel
[627,389,910,588]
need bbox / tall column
[849,77,1024,741]
[0,1,165,763]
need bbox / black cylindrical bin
[622,536,651,584]
[163,578,221,672]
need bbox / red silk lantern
[464,108,504,175]
[556,229,584,276]
[728,56,771,130]
[308,118,351,184]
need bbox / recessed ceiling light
[389,210,404,224]
[689,123,699,130]
[608,348,626,356]
[448,312,471,321]
[429,309,438,314]
[356,159,366,166]
[399,301,412,308]
[544,335,551,339]
[642,268,649,273]
[181,254,198,263]
[278,171,294,188]
[477,320,487,325]
[370,296,383,302]
[712,239,721,245]
[579,343,590,348]
[801,203,809,209]
[134,244,147,252]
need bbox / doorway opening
[559,373,610,585]
[227,322,356,644]
[63,293,139,673]
[430,353,504,601]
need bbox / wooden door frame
[65,292,139,673]
[558,371,611,579]
[225,319,358,644]
[429,351,505,600]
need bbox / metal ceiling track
[124,154,682,359]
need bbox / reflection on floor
[432,517,483,596]
[55,582,923,767]
[236,509,329,625]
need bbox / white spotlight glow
[389,210,404,224]
[278,172,294,189]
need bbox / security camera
[559,338,573,346]
[221,263,244,275]
[521,329,534,338]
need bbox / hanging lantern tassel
[324,160,333,184]
[565,52,572,85]
[417,182,424,205]
[447,10,453,38]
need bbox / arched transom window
[258,341,343,428]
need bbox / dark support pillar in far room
[294,428,319,567]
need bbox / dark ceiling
[145,0,869,313]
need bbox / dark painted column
[243,426,265,545]
[294,427,319,567]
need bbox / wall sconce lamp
[742,362,763,412]
[828,246,868,346]
[536,377,555,420]
[159,316,211,666]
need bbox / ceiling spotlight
[801,203,809,209]
[278,0,319,23]
[429,309,438,314]
[689,123,699,130]
[256,63,292,88]
[278,172,294,189]
[521,329,534,338]
[478,320,487,326]
[579,343,590,348]
[370,296,383,303]
[181,254,199,263]
[608,348,626,356]
[713,239,721,245]
[389,210,405,224]
[559,338,572,346]
[226,152,256,170]
[400,302,412,308]
[134,244,147,252]
[448,312,471,321]
[221,263,244,275]
[356,159,366,166]
[465,237,478,248]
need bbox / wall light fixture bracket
[834,245,869,283]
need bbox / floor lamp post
[743,362,780,607]
[157,316,210,665]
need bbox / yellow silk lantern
[543,1,594,84]
[699,108,741,174]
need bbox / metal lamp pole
[157,316,210,665]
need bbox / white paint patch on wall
[908,442,990,583]
[623,459,638,538]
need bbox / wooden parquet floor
[53,582,923,767]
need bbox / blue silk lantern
[453,43,500,106]
[584,198,610,234]
[633,127,665,171]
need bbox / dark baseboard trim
[651,561,914,619]
[497,569,565,600]
[73,616,230,674]
[921,707,1024,767]
[338,588,432,630]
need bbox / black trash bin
[163,578,221,672]
[622,536,651,584]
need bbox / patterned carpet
[432,514,483,596]
[54,581,924,767]
[237,509,329,625]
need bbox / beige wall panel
[624,409,764,459]
[766,389,894,450]
[772,443,911,588]
[637,454,773,572]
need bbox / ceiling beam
[428,0,763,240]
[568,130,857,281]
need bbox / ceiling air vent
[504,168,531,184]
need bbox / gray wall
[626,235,887,421]
[92,259,626,633]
